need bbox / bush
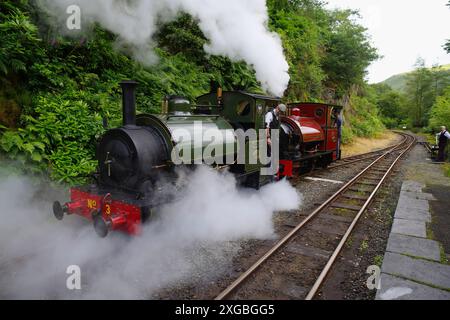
[341,93,385,143]
[0,93,105,184]
[443,163,450,178]
[341,126,354,144]
[381,117,399,129]
[429,87,450,132]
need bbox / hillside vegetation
[373,57,450,131]
[0,0,383,184]
[382,64,450,93]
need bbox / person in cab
[265,103,287,155]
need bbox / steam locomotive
[53,81,342,237]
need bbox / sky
[325,0,450,83]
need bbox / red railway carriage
[279,102,343,174]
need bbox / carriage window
[256,104,263,115]
[236,100,251,116]
[331,107,337,127]
[315,108,324,118]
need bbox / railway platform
[376,142,450,300]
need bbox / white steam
[0,167,301,299]
[39,0,290,96]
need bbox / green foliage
[379,61,450,130]
[268,0,379,101]
[405,59,439,128]
[370,83,408,129]
[341,126,354,144]
[1,93,105,184]
[381,64,450,94]
[0,2,44,76]
[342,91,385,141]
[268,0,328,101]
[322,10,379,98]
[382,73,409,93]
[429,87,450,131]
[443,164,450,178]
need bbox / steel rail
[327,133,408,170]
[214,133,414,300]
[305,134,416,300]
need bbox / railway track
[214,132,416,300]
[327,132,408,170]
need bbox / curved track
[327,132,408,170]
[215,132,416,300]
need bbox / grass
[426,222,435,240]
[341,131,399,158]
[439,244,449,265]
[359,239,369,253]
[345,236,354,249]
[443,163,450,178]
[347,198,361,206]
[389,273,450,292]
[425,218,449,265]
[416,132,436,145]
[374,255,383,267]
[333,208,355,218]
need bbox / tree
[268,0,329,101]
[404,58,434,127]
[371,83,407,128]
[430,64,450,99]
[429,87,450,132]
[321,9,379,98]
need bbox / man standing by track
[436,126,450,162]
[265,104,287,178]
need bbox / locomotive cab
[287,103,343,161]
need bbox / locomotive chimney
[120,80,138,126]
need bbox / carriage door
[327,106,340,160]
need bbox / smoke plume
[0,167,301,299]
[38,0,290,96]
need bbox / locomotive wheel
[319,155,332,169]
[53,201,64,221]
[245,171,261,190]
[141,207,155,223]
[93,215,110,238]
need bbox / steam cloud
[38,0,290,96]
[0,167,301,299]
